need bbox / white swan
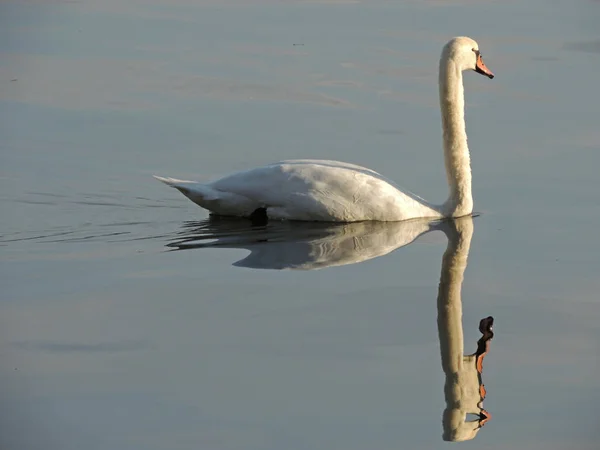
[155,36,494,222]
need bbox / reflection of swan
[154,36,494,222]
[166,217,444,270]
[437,216,494,442]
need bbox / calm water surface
[1,1,600,449]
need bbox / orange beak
[475,53,494,79]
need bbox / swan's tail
[153,175,222,202]
[153,175,201,195]
[153,175,197,187]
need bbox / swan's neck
[439,60,473,217]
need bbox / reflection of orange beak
[475,54,494,79]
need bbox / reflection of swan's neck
[439,58,472,217]
[437,219,473,375]
[437,218,489,442]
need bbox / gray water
[1,0,600,449]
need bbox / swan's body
[156,160,439,221]
[155,37,494,222]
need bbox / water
[1,0,599,449]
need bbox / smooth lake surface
[2,1,600,449]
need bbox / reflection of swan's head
[442,36,494,79]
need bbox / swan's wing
[278,159,383,176]
[277,159,433,206]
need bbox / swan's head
[442,36,494,79]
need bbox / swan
[155,36,494,222]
